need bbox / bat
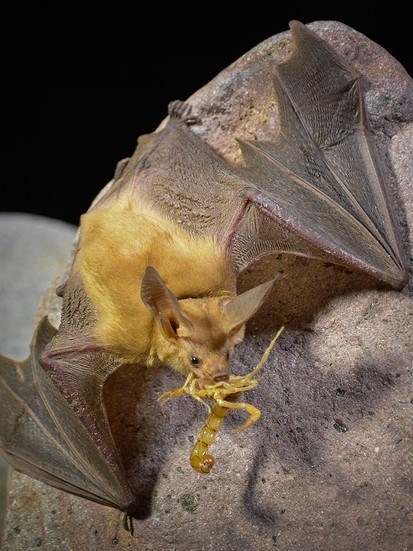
[0,20,407,522]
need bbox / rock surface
[2,22,413,551]
[0,214,76,360]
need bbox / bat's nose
[214,373,229,383]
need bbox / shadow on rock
[238,253,387,331]
[104,363,205,520]
[104,364,165,519]
[241,330,411,531]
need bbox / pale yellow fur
[75,196,235,365]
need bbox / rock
[2,22,412,551]
[0,213,76,359]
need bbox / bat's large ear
[223,277,278,335]
[141,266,194,340]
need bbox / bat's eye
[190,356,200,366]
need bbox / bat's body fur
[76,195,238,375]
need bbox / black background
[3,6,411,226]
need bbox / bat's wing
[110,21,407,289]
[228,20,407,288]
[0,316,135,512]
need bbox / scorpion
[159,326,284,473]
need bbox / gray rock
[1,22,413,551]
[0,213,77,359]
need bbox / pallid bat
[0,21,407,519]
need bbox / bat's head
[141,266,275,386]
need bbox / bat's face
[141,266,276,385]
[168,298,246,386]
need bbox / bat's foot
[168,100,199,125]
[122,512,134,534]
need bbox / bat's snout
[193,362,230,385]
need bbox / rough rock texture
[0,214,77,360]
[2,22,413,551]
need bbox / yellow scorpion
[159,327,284,473]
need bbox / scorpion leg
[158,373,193,404]
[159,373,212,412]
[215,397,262,432]
[209,380,258,395]
[186,387,212,412]
[158,387,186,405]
[225,380,258,393]
[241,326,285,383]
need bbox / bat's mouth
[214,373,230,382]
[190,366,230,386]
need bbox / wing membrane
[0,318,135,511]
[230,21,407,287]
